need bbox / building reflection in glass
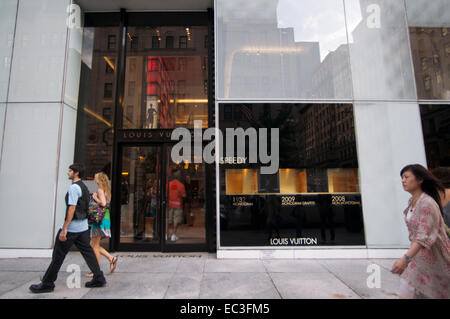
[419,104,450,169]
[219,103,365,247]
[75,25,210,181]
[410,28,450,100]
[217,0,352,99]
[123,26,209,129]
[75,26,119,179]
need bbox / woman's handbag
[87,195,106,226]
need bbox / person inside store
[391,164,450,299]
[86,172,118,278]
[29,164,106,293]
[184,175,193,226]
[167,168,186,242]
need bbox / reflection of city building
[220,0,357,100]
[78,26,209,179]
[348,0,415,99]
[219,103,357,170]
[219,103,359,194]
[311,45,352,99]
[123,26,209,129]
[228,36,320,98]
[420,104,450,167]
[298,104,357,169]
[223,24,355,99]
[409,27,450,100]
[77,27,118,178]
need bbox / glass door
[118,143,207,251]
[119,145,163,249]
[164,145,207,249]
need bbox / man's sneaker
[85,277,106,288]
[29,282,55,294]
[171,234,179,242]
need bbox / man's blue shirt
[66,183,88,233]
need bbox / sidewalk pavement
[0,252,402,299]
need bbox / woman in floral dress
[391,164,450,299]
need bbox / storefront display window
[409,29,450,100]
[122,26,209,129]
[216,0,353,100]
[0,0,17,102]
[406,0,450,100]
[219,103,365,247]
[74,26,119,179]
[419,104,450,168]
[344,0,417,100]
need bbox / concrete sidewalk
[0,252,402,299]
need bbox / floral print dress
[401,193,450,299]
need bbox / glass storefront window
[122,26,209,129]
[405,0,450,28]
[419,104,450,168]
[219,103,365,247]
[216,0,353,100]
[406,0,450,100]
[0,0,17,102]
[344,0,416,100]
[74,26,119,179]
[409,28,450,100]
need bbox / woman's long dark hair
[401,164,445,217]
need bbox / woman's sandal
[110,256,118,274]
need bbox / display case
[225,168,359,195]
[225,169,258,195]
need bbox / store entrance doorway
[78,10,216,252]
[116,142,208,252]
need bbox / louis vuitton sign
[117,129,203,143]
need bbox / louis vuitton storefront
[72,9,216,252]
[0,0,449,259]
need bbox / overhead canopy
[75,0,213,12]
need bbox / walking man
[30,164,106,293]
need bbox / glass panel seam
[51,0,73,245]
[402,0,420,101]
[51,103,65,248]
[342,0,356,104]
[0,0,19,172]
